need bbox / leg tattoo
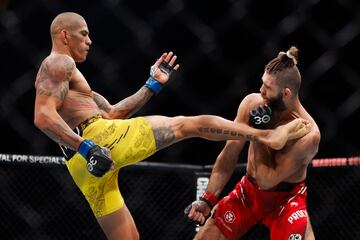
[153,127,176,150]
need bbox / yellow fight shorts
[64,116,156,218]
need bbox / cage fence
[1,154,359,239]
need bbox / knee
[133,231,140,240]
[127,225,139,240]
[169,115,189,135]
[171,115,187,124]
[108,228,139,240]
[193,231,205,240]
[193,218,220,240]
[194,227,215,240]
[168,115,213,139]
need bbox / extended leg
[145,115,310,151]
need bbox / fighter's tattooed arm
[93,92,112,113]
[34,55,83,149]
[93,86,154,119]
[41,125,78,150]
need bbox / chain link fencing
[1,154,359,239]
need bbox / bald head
[50,12,85,39]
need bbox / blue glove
[249,105,273,129]
[145,60,177,95]
[145,77,164,95]
[78,139,113,177]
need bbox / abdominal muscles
[58,90,102,129]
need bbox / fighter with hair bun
[186,46,320,240]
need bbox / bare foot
[266,118,312,150]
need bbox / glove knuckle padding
[184,200,210,226]
[87,145,112,177]
[159,60,175,77]
[184,203,192,216]
[249,105,273,129]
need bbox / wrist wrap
[78,139,95,159]
[145,76,163,95]
[200,191,219,209]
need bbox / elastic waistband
[77,114,102,131]
[60,114,103,161]
[245,173,298,192]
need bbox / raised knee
[193,218,220,240]
[193,232,204,240]
[170,115,189,134]
[194,228,212,240]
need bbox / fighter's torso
[59,68,101,128]
[243,94,318,183]
[35,54,101,129]
[247,137,307,183]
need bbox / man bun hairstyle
[265,46,301,95]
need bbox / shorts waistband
[77,114,102,131]
[245,173,296,192]
[60,114,103,161]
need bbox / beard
[267,92,286,112]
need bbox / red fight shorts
[214,175,308,240]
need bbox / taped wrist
[78,139,95,159]
[145,76,163,95]
[200,191,219,209]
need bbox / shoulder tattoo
[36,56,75,101]
[93,92,112,113]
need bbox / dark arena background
[1,0,359,239]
